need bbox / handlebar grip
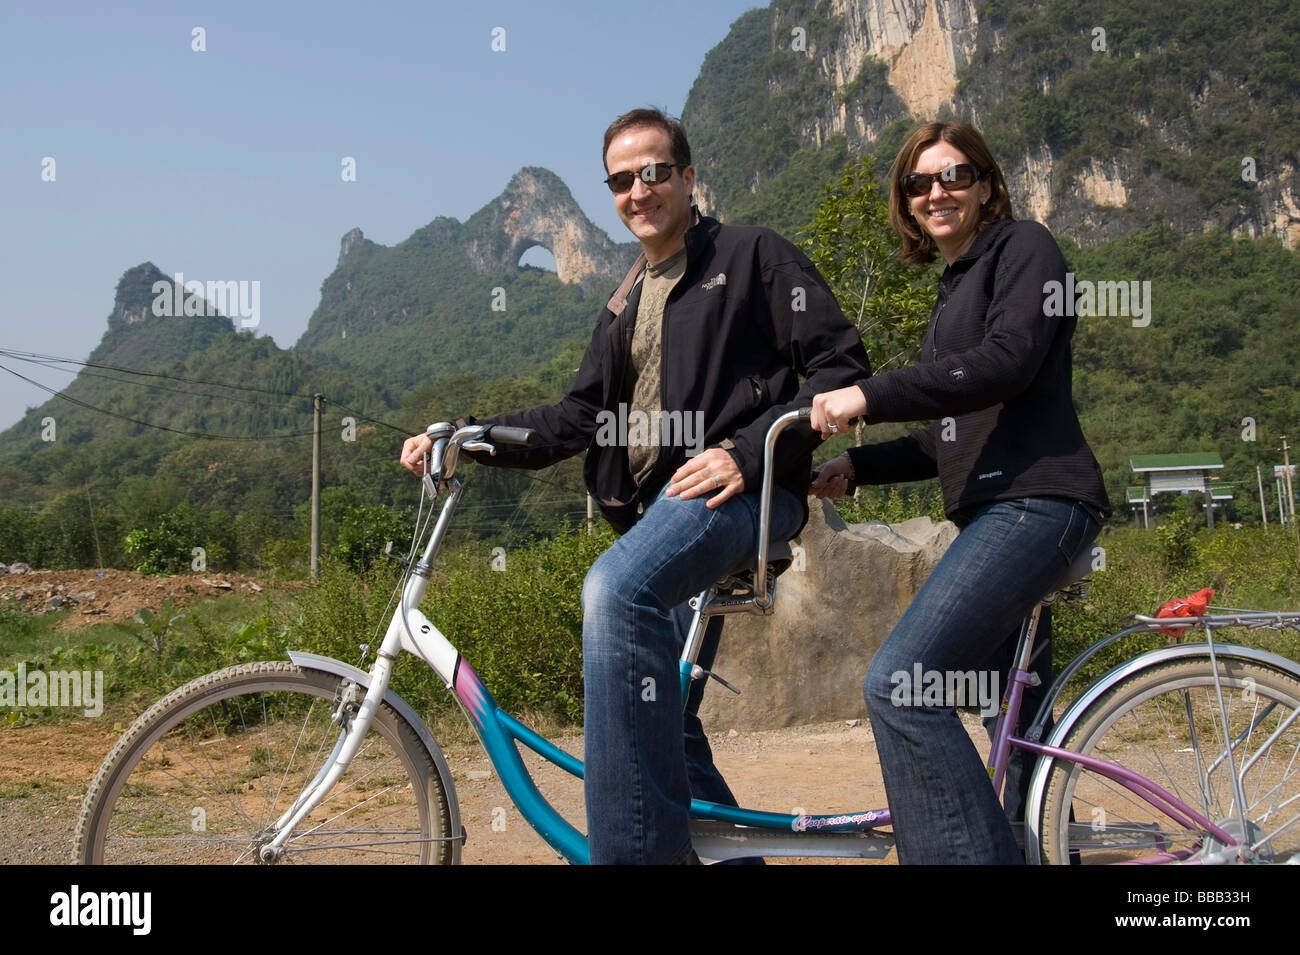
[486,425,535,447]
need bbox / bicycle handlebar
[754,406,812,608]
[419,421,536,485]
[486,425,535,447]
[419,409,811,609]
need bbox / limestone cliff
[686,0,1299,248]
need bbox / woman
[809,122,1110,864]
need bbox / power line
[0,346,416,438]
[4,353,316,413]
[0,347,318,400]
[0,362,316,441]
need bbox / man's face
[604,124,695,264]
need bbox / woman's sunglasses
[604,162,685,194]
[900,163,984,198]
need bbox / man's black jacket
[469,215,871,533]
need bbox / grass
[4,523,1299,734]
[0,592,290,670]
[0,775,59,799]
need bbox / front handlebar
[418,409,811,606]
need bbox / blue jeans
[862,496,1099,864]
[581,483,803,864]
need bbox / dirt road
[0,712,992,865]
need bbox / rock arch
[464,167,638,287]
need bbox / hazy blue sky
[0,0,762,430]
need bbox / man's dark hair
[602,107,692,171]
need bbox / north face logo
[702,273,726,291]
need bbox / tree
[798,156,935,375]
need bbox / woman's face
[905,142,992,263]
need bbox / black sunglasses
[604,162,684,194]
[900,163,984,198]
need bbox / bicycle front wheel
[74,662,455,864]
[1037,656,1300,864]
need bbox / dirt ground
[0,569,990,865]
[0,568,275,628]
[0,709,996,866]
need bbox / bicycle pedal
[704,669,741,695]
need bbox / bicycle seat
[1049,547,1095,600]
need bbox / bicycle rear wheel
[1037,656,1300,864]
[74,662,455,864]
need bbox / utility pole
[311,394,323,580]
[84,485,104,570]
[1283,436,1298,557]
[1257,465,1268,527]
[1282,436,1296,525]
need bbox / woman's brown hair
[888,122,1013,264]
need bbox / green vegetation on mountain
[3,1,1300,579]
[798,155,936,373]
[684,0,1299,243]
[685,7,907,238]
[1064,223,1300,521]
[972,0,1300,215]
[295,218,599,391]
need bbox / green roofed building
[1129,453,1229,528]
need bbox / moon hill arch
[294,167,642,389]
[462,167,638,287]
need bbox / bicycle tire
[74,661,455,864]
[1037,656,1300,864]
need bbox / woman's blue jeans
[862,496,1099,864]
[581,483,803,864]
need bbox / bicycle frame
[258,412,1300,864]
[1019,614,1300,864]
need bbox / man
[402,108,870,863]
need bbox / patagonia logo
[701,273,726,291]
[977,470,1004,480]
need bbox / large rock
[697,500,956,730]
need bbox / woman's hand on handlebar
[809,454,854,500]
[810,385,867,440]
[400,434,433,475]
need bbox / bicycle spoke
[76,664,452,865]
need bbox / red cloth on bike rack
[1155,587,1215,637]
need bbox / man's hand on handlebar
[400,434,433,475]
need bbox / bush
[1155,512,1196,573]
[832,484,946,525]
[273,525,614,726]
[123,502,231,575]
[1053,525,1300,689]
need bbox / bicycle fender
[1022,642,1300,864]
[288,650,464,863]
